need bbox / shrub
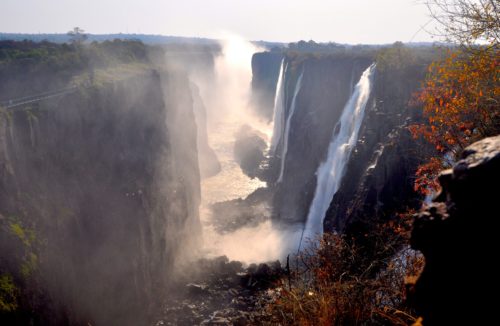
[266,218,423,325]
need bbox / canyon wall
[325,59,429,232]
[250,51,283,121]
[251,49,432,235]
[0,67,200,325]
[259,54,372,225]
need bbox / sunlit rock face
[410,135,500,326]
[248,51,436,257]
[303,64,375,239]
[0,70,200,325]
[325,62,429,232]
[267,56,373,225]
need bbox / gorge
[0,34,494,326]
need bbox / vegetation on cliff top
[409,0,499,194]
[0,39,156,100]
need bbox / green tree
[67,27,88,44]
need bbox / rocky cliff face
[250,51,283,121]
[325,62,428,232]
[270,55,372,225]
[410,135,500,325]
[0,69,201,325]
[250,51,433,236]
[190,83,221,178]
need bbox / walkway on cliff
[0,85,81,111]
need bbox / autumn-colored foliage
[267,216,423,325]
[409,47,499,193]
[413,157,444,195]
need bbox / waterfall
[270,59,287,154]
[277,70,304,183]
[302,63,376,241]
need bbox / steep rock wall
[190,83,221,178]
[0,69,200,325]
[250,51,283,121]
[270,55,372,224]
[325,62,428,232]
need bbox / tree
[376,41,416,72]
[425,0,500,46]
[410,0,499,194]
[67,27,88,44]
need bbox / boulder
[234,124,267,180]
[410,135,500,325]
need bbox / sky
[0,0,436,44]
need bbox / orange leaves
[409,48,499,195]
[414,158,444,195]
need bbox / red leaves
[414,158,444,195]
[409,48,499,195]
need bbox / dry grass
[266,218,424,325]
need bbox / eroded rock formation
[410,135,500,325]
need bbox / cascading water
[277,70,304,183]
[301,63,376,243]
[270,59,287,154]
[195,35,289,264]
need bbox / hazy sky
[1,0,436,44]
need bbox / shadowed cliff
[0,42,201,325]
[410,135,500,325]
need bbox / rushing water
[302,63,376,243]
[270,59,287,155]
[277,70,304,183]
[196,36,277,263]
[201,116,267,205]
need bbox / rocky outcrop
[234,125,267,180]
[155,256,283,325]
[0,69,201,325]
[410,135,500,325]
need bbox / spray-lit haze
[195,35,295,264]
[3,0,494,322]
[1,0,435,43]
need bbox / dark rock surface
[410,135,500,325]
[0,69,201,325]
[234,125,267,180]
[210,187,272,234]
[251,51,432,231]
[250,51,283,121]
[154,256,283,326]
[325,61,429,232]
[271,55,372,225]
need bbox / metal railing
[0,86,79,110]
